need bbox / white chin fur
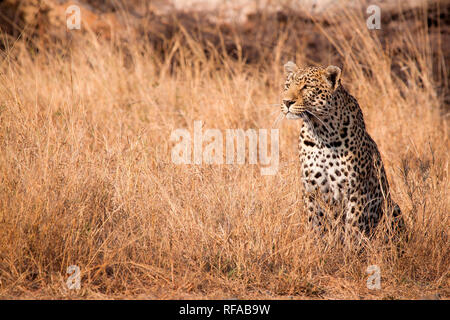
[286,113,302,120]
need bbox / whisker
[268,109,281,117]
[303,113,314,130]
[260,103,282,107]
[272,112,285,128]
[306,110,332,133]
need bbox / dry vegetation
[0,1,448,299]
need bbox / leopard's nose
[283,100,295,108]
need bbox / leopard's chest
[299,141,352,202]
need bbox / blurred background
[0,0,448,87]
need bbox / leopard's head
[281,62,341,120]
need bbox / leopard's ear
[284,61,298,75]
[325,65,341,90]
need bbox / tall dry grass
[0,3,448,299]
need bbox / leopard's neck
[299,90,366,149]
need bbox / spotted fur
[281,62,404,238]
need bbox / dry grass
[0,2,448,299]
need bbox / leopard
[280,61,405,240]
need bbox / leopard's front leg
[303,192,326,230]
